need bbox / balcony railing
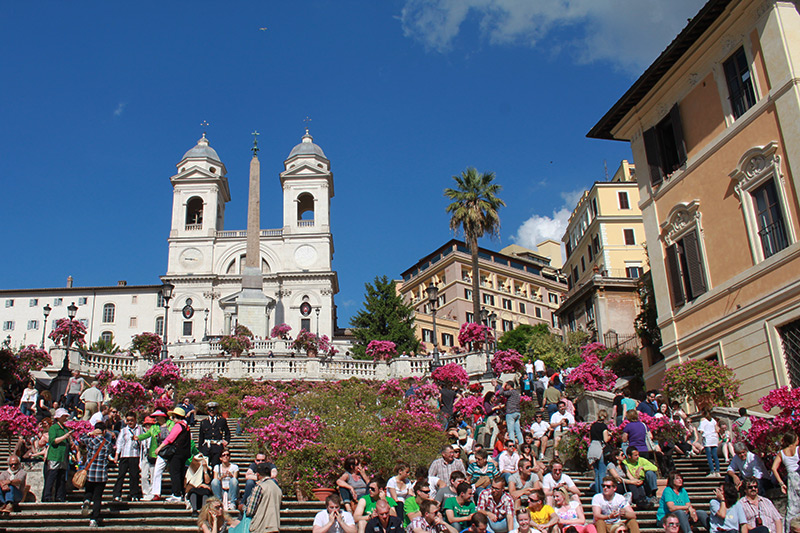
[759,220,788,259]
[216,229,283,238]
[185,224,202,231]
[298,220,315,227]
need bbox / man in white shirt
[497,441,520,484]
[549,402,575,456]
[90,404,108,427]
[529,413,550,461]
[313,494,357,533]
[80,381,104,421]
[591,476,640,533]
[112,411,143,501]
[541,460,580,506]
[727,442,775,494]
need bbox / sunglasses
[530,499,541,504]
[602,484,615,488]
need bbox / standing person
[0,455,26,513]
[140,412,169,500]
[718,422,734,464]
[64,371,85,415]
[495,380,523,446]
[732,408,752,443]
[43,408,73,502]
[245,463,282,533]
[698,409,720,477]
[80,381,103,421]
[771,431,800,530]
[199,402,230,468]
[543,381,562,419]
[36,390,53,421]
[621,411,649,457]
[79,421,116,528]
[138,416,157,499]
[591,477,640,533]
[19,380,37,417]
[112,411,143,502]
[620,390,637,424]
[313,494,357,533]
[588,411,611,494]
[155,406,192,503]
[180,397,197,427]
[211,449,239,511]
[439,384,460,430]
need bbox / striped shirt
[116,425,143,458]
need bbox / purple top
[623,421,648,453]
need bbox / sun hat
[54,408,70,419]
[168,406,187,418]
[151,410,168,418]
[143,416,157,425]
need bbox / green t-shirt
[443,496,475,524]
[358,494,397,515]
[47,423,70,464]
[404,497,422,527]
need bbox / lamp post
[203,308,209,341]
[51,302,78,401]
[426,282,440,369]
[315,307,321,336]
[63,302,78,368]
[40,304,51,348]
[480,307,492,377]
[160,283,175,360]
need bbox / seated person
[241,453,276,507]
[727,442,774,495]
[542,460,580,506]
[404,480,432,527]
[622,448,658,508]
[364,500,404,533]
[552,486,595,533]
[591,477,640,533]
[530,414,550,462]
[313,494,357,533]
[353,476,397,533]
[656,471,708,533]
[709,482,746,533]
[467,449,498,496]
[443,482,476,528]
[462,512,490,533]
[509,459,542,508]
[407,499,458,533]
[436,471,467,507]
[476,477,515,533]
[528,488,559,533]
[739,477,782,533]
[0,455,26,512]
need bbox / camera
[520,496,529,508]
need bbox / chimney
[118,280,127,286]
[67,276,73,288]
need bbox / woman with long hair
[336,457,368,513]
[588,410,611,494]
[198,496,239,533]
[553,486,596,533]
[772,431,800,530]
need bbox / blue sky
[0,0,703,325]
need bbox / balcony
[759,220,788,259]
[185,224,202,231]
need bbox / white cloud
[510,188,584,254]
[113,102,127,117]
[399,0,704,72]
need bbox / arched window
[297,193,314,221]
[155,316,164,336]
[186,197,204,227]
[101,331,113,344]
[102,303,115,323]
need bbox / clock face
[294,245,318,268]
[179,248,204,269]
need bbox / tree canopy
[497,323,539,354]
[349,275,420,359]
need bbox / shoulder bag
[72,437,104,489]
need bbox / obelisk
[236,131,270,338]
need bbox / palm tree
[445,167,506,323]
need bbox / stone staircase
[0,418,754,532]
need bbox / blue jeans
[242,479,256,506]
[488,517,516,533]
[0,485,22,504]
[644,470,658,496]
[705,446,720,473]
[211,477,239,506]
[505,412,523,445]
[593,455,607,494]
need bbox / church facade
[0,131,339,351]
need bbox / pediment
[281,163,330,178]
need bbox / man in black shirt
[365,500,404,533]
[198,402,230,467]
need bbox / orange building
[589,0,800,408]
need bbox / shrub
[491,349,524,375]
[48,318,87,346]
[270,323,292,339]
[458,322,494,348]
[219,335,253,357]
[142,359,182,389]
[13,345,52,382]
[661,359,740,407]
[431,363,469,388]
[131,332,163,359]
[366,340,397,361]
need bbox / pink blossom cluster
[380,404,442,434]
[292,330,335,355]
[432,363,469,388]
[246,414,325,455]
[458,322,494,346]
[565,350,617,392]
[365,340,397,361]
[270,323,292,339]
[65,420,95,439]
[108,379,147,403]
[241,393,290,418]
[745,387,800,455]
[48,318,87,346]
[491,349,524,375]
[0,406,37,439]
[143,359,182,388]
[219,335,253,356]
[13,345,52,381]
[95,369,115,386]
[454,395,483,417]
[378,379,404,397]
[580,342,607,359]
[131,332,163,358]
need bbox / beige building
[589,0,800,408]
[556,161,647,349]
[396,240,567,352]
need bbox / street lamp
[203,308,209,341]
[61,302,78,372]
[160,283,175,360]
[480,307,492,377]
[315,307,321,336]
[40,304,51,348]
[426,282,440,368]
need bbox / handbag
[72,437,105,489]
[158,444,177,460]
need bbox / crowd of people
[3,356,800,533]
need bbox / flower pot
[306,348,318,358]
[694,394,715,411]
[311,488,336,502]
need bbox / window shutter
[682,230,707,299]
[669,104,687,166]
[665,244,685,307]
[643,127,664,186]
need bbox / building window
[29,298,38,307]
[723,46,756,119]
[572,267,579,284]
[301,318,311,331]
[27,320,39,330]
[618,191,630,210]
[54,298,63,306]
[437,295,446,307]
[519,303,526,314]
[585,300,595,322]
[623,229,636,245]
[482,294,494,306]
[593,235,600,255]
[502,298,512,310]
[79,319,88,327]
[665,229,708,307]
[548,293,558,304]
[535,307,542,318]
[568,313,576,332]
[423,303,431,314]
[753,180,789,259]
[780,319,800,388]
[129,317,138,328]
[102,303,115,323]
[551,313,558,328]
[155,317,164,336]
[466,312,474,323]
[183,321,193,336]
[502,320,513,332]
[101,331,113,344]
[464,289,473,301]
[422,329,434,343]
[441,333,454,347]
[4,300,12,308]
[626,266,644,279]
[131,295,138,304]
[588,246,594,261]
[643,104,687,186]
[157,293,165,307]
[78,297,88,305]
[185,196,204,227]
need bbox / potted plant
[457,322,493,351]
[291,330,335,357]
[219,334,253,357]
[48,318,87,346]
[431,362,469,388]
[661,359,740,410]
[491,349,524,375]
[131,332,163,360]
[365,340,397,361]
[270,323,292,340]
